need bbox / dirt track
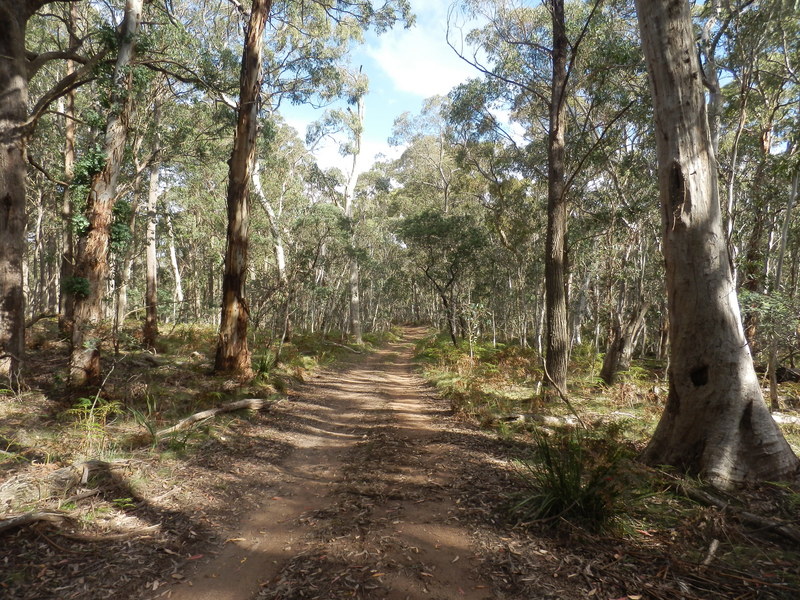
[167,328,494,600]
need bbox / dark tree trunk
[544,0,570,391]
[635,0,799,485]
[0,2,29,382]
[600,302,650,385]
[214,0,272,377]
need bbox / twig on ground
[541,360,587,430]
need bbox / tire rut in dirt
[258,400,451,599]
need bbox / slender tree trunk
[59,2,78,335]
[767,170,798,410]
[143,97,162,349]
[344,93,365,345]
[600,302,650,385]
[0,3,32,382]
[69,0,142,386]
[215,0,272,376]
[635,0,799,485]
[252,157,291,340]
[544,0,570,392]
[165,211,183,321]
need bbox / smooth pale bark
[143,97,162,349]
[544,0,569,391]
[165,212,183,321]
[70,0,143,386]
[343,94,365,345]
[636,0,799,485]
[215,0,272,376]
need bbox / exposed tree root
[679,483,800,545]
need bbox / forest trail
[167,328,494,600]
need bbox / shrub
[513,427,628,530]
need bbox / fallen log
[323,340,363,353]
[0,511,68,535]
[0,460,129,509]
[155,398,268,438]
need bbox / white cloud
[284,116,402,176]
[365,1,478,98]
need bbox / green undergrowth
[414,329,800,577]
[1,321,377,489]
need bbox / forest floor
[2,326,800,599]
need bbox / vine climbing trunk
[70,0,143,386]
[635,0,799,485]
[215,0,272,377]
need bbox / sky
[279,0,480,175]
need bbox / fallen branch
[25,312,58,328]
[499,413,579,428]
[0,511,68,535]
[155,398,267,438]
[679,484,800,545]
[324,340,363,354]
[57,523,160,543]
[0,459,129,508]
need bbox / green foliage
[110,200,134,255]
[130,394,160,446]
[71,213,90,237]
[739,289,800,342]
[68,396,123,454]
[73,145,106,187]
[513,427,628,530]
[63,276,91,299]
[112,497,136,510]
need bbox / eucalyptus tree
[635,0,799,485]
[390,96,461,215]
[450,0,635,393]
[214,0,270,377]
[397,210,488,345]
[214,0,411,376]
[69,0,145,386]
[0,0,111,382]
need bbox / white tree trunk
[635,0,799,485]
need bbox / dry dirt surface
[165,328,495,600]
[4,328,798,599]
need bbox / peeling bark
[635,0,799,485]
[70,0,143,386]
